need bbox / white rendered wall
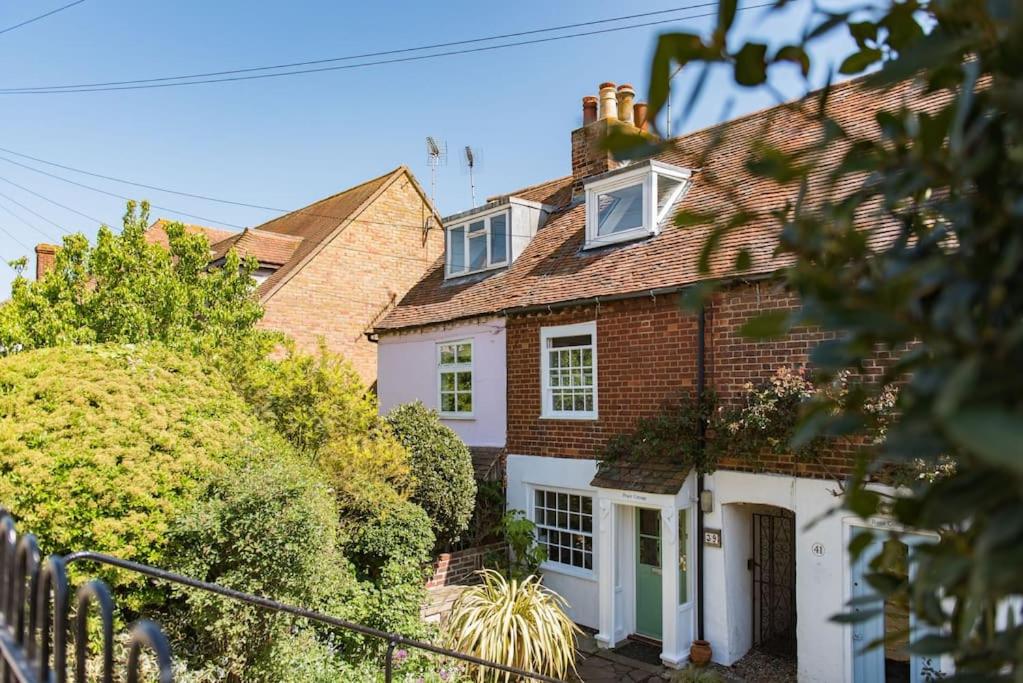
[506,454,601,629]
[377,319,506,447]
[702,470,847,682]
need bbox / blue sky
[0,0,858,292]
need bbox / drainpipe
[696,305,707,643]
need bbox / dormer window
[445,208,509,278]
[584,160,692,249]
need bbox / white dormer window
[584,161,692,249]
[445,208,509,278]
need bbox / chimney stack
[35,243,57,280]
[571,80,645,182]
[616,84,636,125]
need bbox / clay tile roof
[591,455,691,495]
[253,167,408,299]
[209,229,303,266]
[377,76,952,333]
[145,219,235,250]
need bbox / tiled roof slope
[144,219,235,250]
[253,167,403,298]
[378,77,951,332]
[591,457,692,495]
[209,228,303,266]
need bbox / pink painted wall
[377,318,506,448]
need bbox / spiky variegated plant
[445,570,579,682]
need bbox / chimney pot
[616,84,636,125]
[598,82,618,121]
[633,102,649,133]
[582,96,598,126]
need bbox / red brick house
[40,167,442,385]
[376,79,949,681]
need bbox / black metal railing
[0,509,173,683]
[1,510,565,682]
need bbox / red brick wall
[425,542,506,588]
[260,174,442,386]
[506,281,865,479]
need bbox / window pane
[549,334,592,349]
[490,213,508,263]
[552,395,563,411]
[535,490,545,508]
[468,219,485,233]
[439,346,455,364]
[657,175,684,216]
[449,227,465,272]
[469,234,486,270]
[440,372,455,391]
[457,344,472,363]
[639,509,659,536]
[457,372,472,391]
[457,393,472,413]
[596,183,644,236]
[440,393,455,412]
[679,508,688,604]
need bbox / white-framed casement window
[437,339,473,417]
[540,321,597,419]
[445,208,510,278]
[584,160,692,249]
[533,488,594,572]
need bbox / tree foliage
[386,402,477,549]
[0,202,264,357]
[623,0,1023,675]
[0,343,282,606]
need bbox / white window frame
[530,485,595,578]
[584,161,692,249]
[444,207,511,278]
[436,339,474,418]
[540,320,598,420]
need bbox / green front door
[636,508,663,640]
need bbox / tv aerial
[425,136,447,205]
[462,145,483,208]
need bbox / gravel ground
[728,647,797,683]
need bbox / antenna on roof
[426,136,447,206]
[462,145,482,208]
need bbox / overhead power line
[0,174,103,226]
[0,3,770,94]
[0,186,73,233]
[0,0,87,37]
[0,4,716,92]
[0,197,60,241]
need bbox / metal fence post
[384,639,396,683]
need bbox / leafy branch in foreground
[609,0,1023,676]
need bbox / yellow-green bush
[0,343,286,604]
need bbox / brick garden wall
[426,542,505,589]
[506,281,877,480]
[260,174,443,386]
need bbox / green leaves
[647,32,717,122]
[944,409,1023,474]
[839,47,883,75]
[739,309,792,339]
[734,42,768,86]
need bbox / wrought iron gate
[751,508,796,659]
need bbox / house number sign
[703,528,722,547]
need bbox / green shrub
[231,341,383,457]
[386,402,476,548]
[488,510,546,581]
[166,456,367,679]
[0,343,281,606]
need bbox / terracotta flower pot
[689,639,712,667]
